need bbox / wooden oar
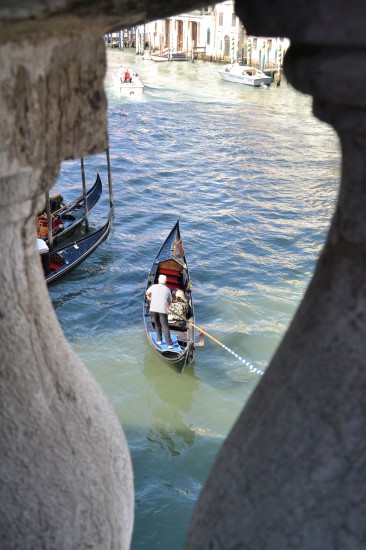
[168,308,263,375]
[52,193,84,215]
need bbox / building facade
[130,2,290,67]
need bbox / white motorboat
[112,67,145,96]
[218,62,272,87]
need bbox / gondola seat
[157,267,183,290]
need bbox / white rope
[221,344,263,375]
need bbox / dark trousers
[151,312,173,345]
[40,251,50,276]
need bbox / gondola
[45,212,112,285]
[37,173,103,247]
[143,220,196,373]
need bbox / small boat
[143,220,196,372]
[45,214,112,285]
[151,51,188,62]
[150,53,169,62]
[170,52,188,61]
[218,62,272,87]
[112,67,144,96]
[37,173,103,247]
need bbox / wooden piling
[45,191,53,249]
[80,157,89,232]
[106,146,114,211]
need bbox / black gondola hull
[44,173,103,247]
[45,215,111,285]
[143,220,195,373]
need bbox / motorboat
[218,62,272,87]
[112,66,144,96]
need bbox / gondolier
[146,274,174,348]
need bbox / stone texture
[186,1,366,548]
[0,22,132,550]
[235,0,366,47]
[2,0,366,548]
[0,1,207,44]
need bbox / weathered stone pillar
[186,1,366,548]
[0,34,134,549]
[0,1,226,547]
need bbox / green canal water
[49,49,340,548]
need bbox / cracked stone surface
[2,0,366,548]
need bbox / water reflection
[143,353,200,456]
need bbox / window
[207,28,211,46]
[253,38,257,50]
[232,13,236,27]
[219,12,223,26]
[224,35,230,57]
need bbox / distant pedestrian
[146,274,175,347]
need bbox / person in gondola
[36,237,50,276]
[146,274,175,348]
[168,289,188,326]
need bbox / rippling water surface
[49,50,340,548]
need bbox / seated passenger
[168,289,188,324]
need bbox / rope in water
[219,342,263,375]
[168,308,263,375]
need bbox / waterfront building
[113,2,290,69]
[134,3,238,60]
[245,35,290,70]
[135,7,213,58]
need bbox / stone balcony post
[4,0,366,548]
[0,2,216,547]
[0,33,134,549]
[186,1,366,548]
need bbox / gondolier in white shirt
[146,274,175,348]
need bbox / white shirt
[36,238,49,254]
[146,283,171,314]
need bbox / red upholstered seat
[164,274,180,283]
[158,268,181,276]
[157,266,183,290]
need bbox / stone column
[186,2,366,548]
[0,35,134,549]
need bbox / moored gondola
[37,173,103,247]
[143,220,196,373]
[45,212,112,285]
